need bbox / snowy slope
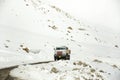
[0,0,120,46]
[0,0,120,80]
[48,0,120,32]
[10,60,120,80]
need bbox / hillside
[0,0,120,80]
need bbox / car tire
[66,54,70,60]
[54,54,57,61]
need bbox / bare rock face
[50,67,59,73]
[6,76,23,80]
[22,47,29,53]
[5,75,14,80]
[115,45,119,48]
[0,69,22,80]
[0,68,22,80]
[0,69,14,80]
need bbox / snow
[0,0,120,80]
[10,60,120,80]
[48,0,120,32]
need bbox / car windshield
[56,47,66,50]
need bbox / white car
[54,46,71,61]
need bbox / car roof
[56,46,67,48]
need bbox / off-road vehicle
[54,46,71,61]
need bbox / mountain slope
[0,0,119,48]
[0,0,120,67]
[0,0,120,80]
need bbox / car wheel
[66,55,70,60]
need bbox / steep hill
[0,0,120,79]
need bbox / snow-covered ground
[0,0,120,80]
[10,60,120,80]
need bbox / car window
[56,48,66,50]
